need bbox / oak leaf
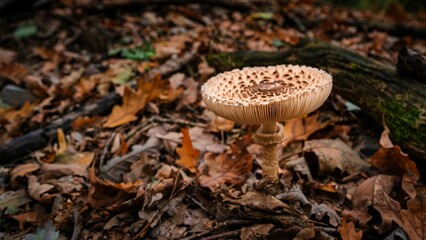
[103,76,166,128]
[198,135,253,191]
[401,192,426,240]
[370,127,420,198]
[303,139,368,176]
[339,216,363,240]
[283,113,331,146]
[176,128,200,173]
[348,174,403,233]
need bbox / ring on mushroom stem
[201,65,332,188]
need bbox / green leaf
[250,12,274,20]
[272,39,285,48]
[13,25,38,39]
[108,43,155,61]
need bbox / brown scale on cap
[201,65,333,124]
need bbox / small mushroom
[201,65,332,189]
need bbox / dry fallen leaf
[339,216,363,240]
[0,63,28,84]
[0,48,16,64]
[176,128,200,173]
[10,163,40,188]
[27,175,56,204]
[104,76,167,128]
[348,174,403,233]
[240,224,274,240]
[304,138,369,176]
[283,113,331,146]
[370,127,420,198]
[207,116,235,132]
[198,135,253,191]
[401,192,426,240]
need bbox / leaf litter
[0,1,425,240]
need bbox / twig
[99,132,117,169]
[132,169,207,240]
[201,229,241,240]
[182,219,258,240]
[150,116,207,128]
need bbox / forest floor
[0,1,426,239]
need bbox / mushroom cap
[201,65,332,124]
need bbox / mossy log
[208,42,426,163]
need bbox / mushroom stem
[255,122,284,182]
[262,121,277,134]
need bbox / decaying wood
[66,0,262,9]
[0,51,197,163]
[347,20,426,39]
[397,47,426,83]
[208,41,426,163]
[0,93,120,163]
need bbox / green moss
[379,100,425,142]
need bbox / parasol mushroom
[201,65,332,189]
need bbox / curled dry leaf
[348,174,403,233]
[310,203,341,227]
[0,48,16,64]
[339,216,363,240]
[176,128,200,173]
[220,190,298,215]
[88,167,135,208]
[198,136,253,191]
[303,138,369,176]
[40,163,89,179]
[370,127,420,198]
[240,223,274,240]
[0,63,28,84]
[10,163,40,187]
[104,76,166,128]
[27,175,56,204]
[207,115,235,132]
[0,189,32,215]
[283,113,332,146]
[401,192,426,240]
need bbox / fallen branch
[64,0,259,9]
[208,41,426,163]
[347,19,426,39]
[0,51,198,163]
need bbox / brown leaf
[207,116,235,132]
[401,192,426,240]
[10,163,40,188]
[339,216,363,240]
[284,113,331,146]
[0,48,16,65]
[11,212,39,230]
[348,174,403,232]
[104,76,167,128]
[176,128,200,173]
[71,116,103,130]
[0,190,32,215]
[199,147,253,191]
[371,127,420,198]
[27,175,56,203]
[0,63,28,84]
[1,102,35,123]
[103,86,141,128]
[304,139,368,176]
[240,224,274,240]
[88,167,133,208]
[220,190,298,215]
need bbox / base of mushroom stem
[255,178,284,195]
